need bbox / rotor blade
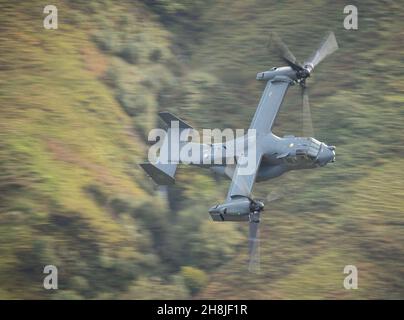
[269,32,302,71]
[305,31,338,69]
[302,86,314,137]
[248,221,260,273]
[266,190,283,202]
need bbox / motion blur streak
[0,1,403,299]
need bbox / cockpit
[285,138,321,165]
[307,137,322,158]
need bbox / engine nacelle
[208,197,251,221]
[256,66,297,81]
[256,70,275,81]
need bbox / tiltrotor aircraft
[141,32,338,271]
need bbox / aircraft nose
[315,144,336,166]
[208,205,220,214]
[208,204,226,215]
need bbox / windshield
[307,138,321,158]
[309,137,321,145]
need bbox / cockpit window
[309,137,321,145]
[308,138,321,158]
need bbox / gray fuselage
[188,132,335,182]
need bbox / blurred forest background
[0,0,403,299]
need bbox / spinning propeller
[246,32,338,273]
[247,189,288,273]
[270,31,338,137]
[247,190,289,273]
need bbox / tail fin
[140,112,193,185]
[158,111,193,129]
[139,162,176,185]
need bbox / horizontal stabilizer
[139,162,175,185]
[158,111,193,129]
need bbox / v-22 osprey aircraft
[141,32,339,269]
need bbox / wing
[226,149,263,200]
[225,77,291,200]
[249,77,292,134]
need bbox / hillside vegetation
[0,0,403,299]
